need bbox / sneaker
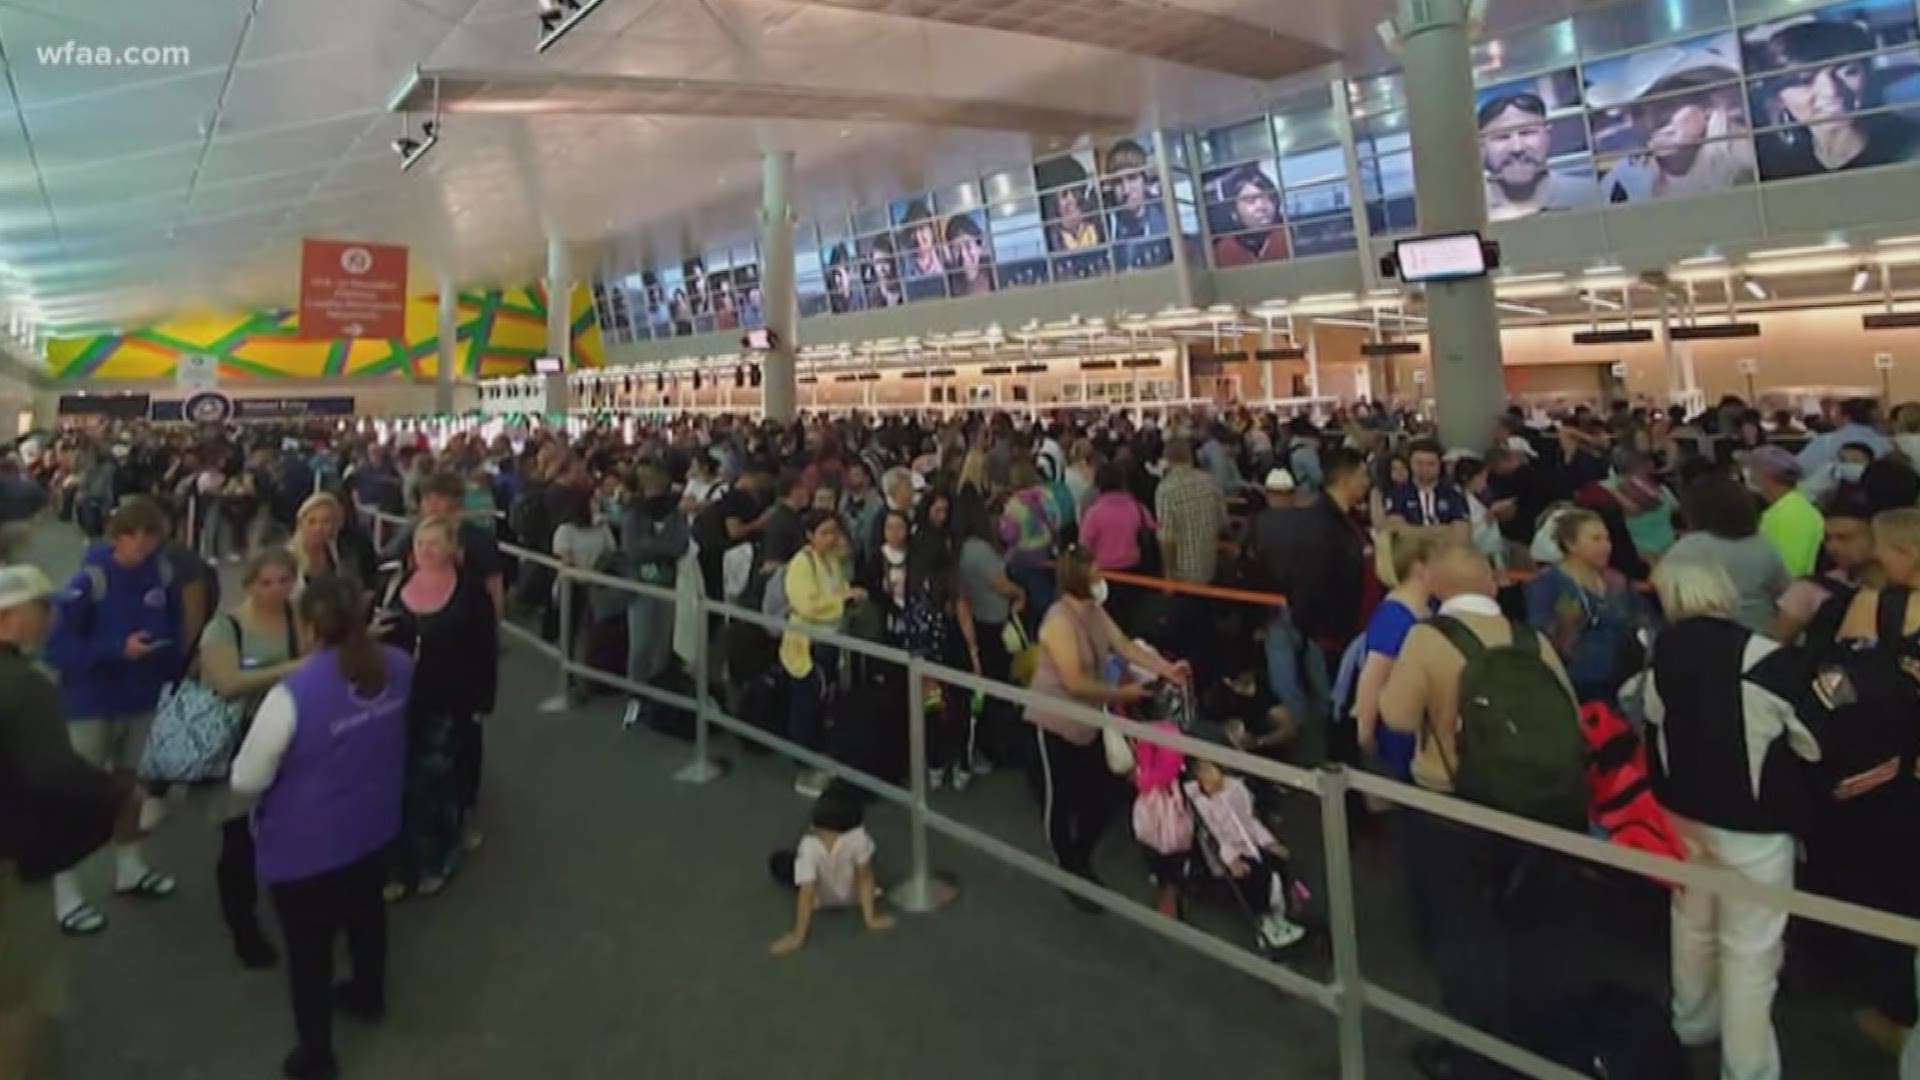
[620,700,641,730]
[966,753,994,778]
[793,768,830,799]
[1258,914,1307,951]
[928,768,946,791]
[950,766,972,792]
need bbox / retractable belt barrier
[362,505,1920,1080]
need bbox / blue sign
[183,392,234,423]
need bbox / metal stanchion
[892,656,958,914]
[538,565,572,714]
[1318,765,1367,1080]
[674,590,728,784]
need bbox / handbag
[1103,723,1137,776]
[1131,784,1192,854]
[139,678,244,783]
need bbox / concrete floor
[21,522,1900,1079]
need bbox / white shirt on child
[795,827,876,908]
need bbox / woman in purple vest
[230,574,412,1080]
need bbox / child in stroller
[1130,682,1308,952]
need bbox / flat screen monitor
[532,356,563,375]
[1394,232,1488,283]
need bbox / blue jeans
[1264,610,1328,727]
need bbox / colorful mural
[44,284,604,382]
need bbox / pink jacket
[1183,777,1275,864]
[1131,721,1184,793]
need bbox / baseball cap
[1745,444,1803,482]
[1264,468,1296,492]
[0,566,64,611]
[1585,42,1741,110]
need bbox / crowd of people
[8,392,1920,1079]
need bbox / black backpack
[508,482,551,550]
[1808,586,1920,802]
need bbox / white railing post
[1318,764,1367,1080]
[892,655,957,913]
[674,587,728,784]
[538,566,572,714]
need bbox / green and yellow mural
[44,284,603,382]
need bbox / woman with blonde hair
[1640,551,1820,1080]
[1353,530,1434,778]
[203,548,306,968]
[287,492,376,596]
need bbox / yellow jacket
[780,549,849,678]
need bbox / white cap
[0,565,62,610]
[1504,435,1538,457]
[1585,41,1741,110]
[1264,468,1296,492]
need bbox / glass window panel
[1208,222,1290,266]
[1278,144,1348,189]
[1347,73,1406,119]
[1051,249,1112,281]
[989,222,1049,264]
[1168,135,1190,168]
[995,255,1052,291]
[1197,117,1276,166]
[1741,0,1920,76]
[1477,67,1587,116]
[987,196,1043,233]
[1583,31,1743,113]
[983,167,1036,201]
[1577,0,1729,59]
[850,205,891,235]
[1284,178,1351,220]
[1363,150,1416,200]
[729,241,757,266]
[1034,150,1098,197]
[1354,108,1411,144]
[1591,78,1752,159]
[938,179,982,211]
[943,210,996,299]
[1753,102,1920,179]
[1594,133,1759,200]
[1273,108,1341,152]
[1177,201,1201,237]
[1472,18,1578,87]
[1367,194,1420,236]
[1291,215,1358,257]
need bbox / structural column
[1397,0,1504,449]
[544,238,573,414]
[760,150,799,422]
[1149,128,1194,308]
[435,273,458,415]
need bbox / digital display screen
[532,356,563,374]
[1395,233,1488,283]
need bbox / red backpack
[1580,701,1685,879]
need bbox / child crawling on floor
[768,784,895,956]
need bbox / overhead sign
[176,353,219,393]
[298,238,408,340]
[151,396,357,422]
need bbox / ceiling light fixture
[1853,265,1873,293]
[1742,277,1769,301]
[1579,291,1623,311]
[538,0,600,51]
[1749,241,1845,260]
[1496,301,1550,317]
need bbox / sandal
[58,904,107,937]
[114,871,176,900]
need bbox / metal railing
[361,506,1920,1080]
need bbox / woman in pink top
[1074,462,1157,624]
[1027,549,1189,911]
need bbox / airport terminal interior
[8,0,1920,1077]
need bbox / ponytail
[297,574,388,697]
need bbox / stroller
[1129,680,1309,955]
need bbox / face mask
[883,545,907,565]
[1091,579,1110,606]
[1835,462,1866,483]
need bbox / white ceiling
[0,0,1572,337]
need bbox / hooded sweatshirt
[45,543,183,720]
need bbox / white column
[1397,0,1504,449]
[545,238,573,414]
[760,150,799,422]
[436,273,457,415]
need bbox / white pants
[1669,815,1793,1080]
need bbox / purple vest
[253,647,412,884]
